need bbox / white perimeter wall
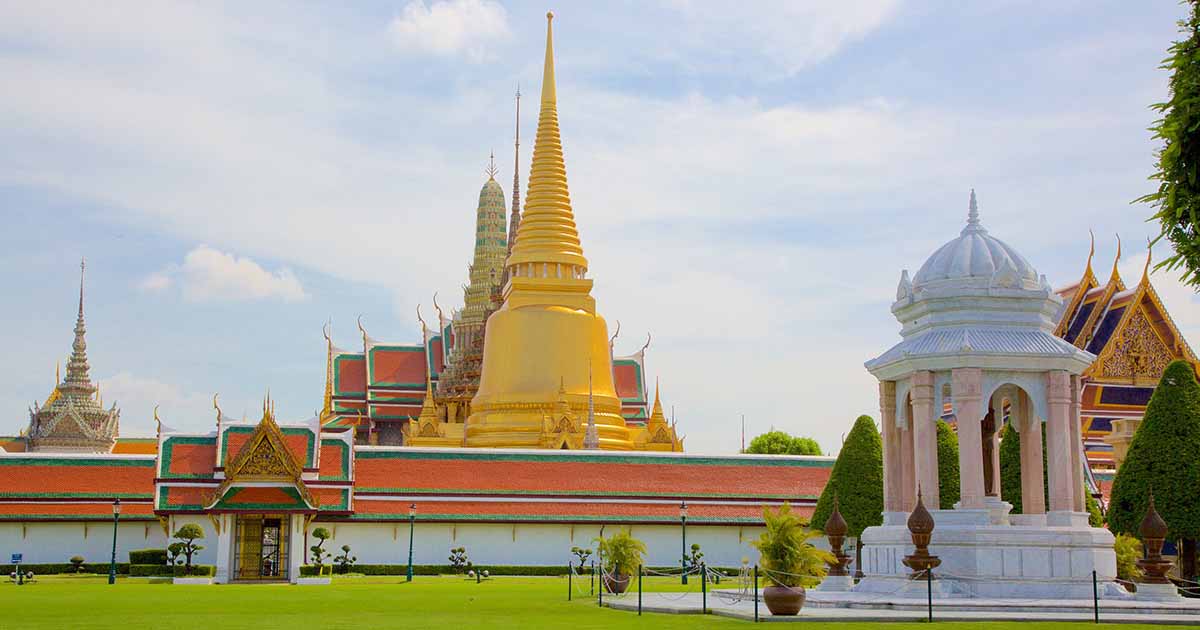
[304,522,768,568]
[4,520,840,569]
[0,521,168,565]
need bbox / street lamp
[108,498,121,585]
[679,500,688,585]
[406,503,416,582]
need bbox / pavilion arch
[980,371,1048,421]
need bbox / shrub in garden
[69,556,85,573]
[309,527,332,565]
[334,545,357,574]
[449,547,471,573]
[172,524,205,574]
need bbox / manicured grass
[0,575,1170,629]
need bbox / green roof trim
[158,486,203,511]
[159,436,216,479]
[333,353,367,397]
[0,457,154,467]
[0,491,153,499]
[211,486,309,511]
[320,439,351,482]
[330,513,764,525]
[219,425,316,467]
[353,487,817,500]
[355,450,835,468]
[368,345,428,388]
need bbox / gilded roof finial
[213,393,223,421]
[357,314,369,349]
[1111,234,1123,282]
[1085,228,1095,275]
[486,151,498,179]
[1142,238,1153,284]
[416,304,429,339]
[321,319,334,419]
[432,293,446,330]
[154,404,161,437]
[639,332,652,356]
[608,320,621,356]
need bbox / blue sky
[0,0,1195,454]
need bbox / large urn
[603,571,630,594]
[763,584,806,615]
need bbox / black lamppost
[108,498,121,585]
[406,503,416,582]
[679,501,688,585]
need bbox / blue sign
[11,553,22,564]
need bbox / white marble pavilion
[857,191,1119,599]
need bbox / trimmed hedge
[810,415,883,538]
[305,564,745,577]
[130,564,175,577]
[936,419,960,509]
[5,563,130,575]
[174,565,214,577]
[129,549,168,565]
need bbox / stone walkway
[600,590,1200,624]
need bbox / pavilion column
[910,371,939,509]
[952,367,986,510]
[1016,390,1045,515]
[900,413,916,511]
[985,398,1003,496]
[879,381,902,512]
[1069,374,1086,513]
[1046,371,1074,513]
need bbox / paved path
[601,590,1200,624]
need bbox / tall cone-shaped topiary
[1108,360,1200,579]
[810,415,883,576]
[998,421,1047,514]
[936,420,960,510]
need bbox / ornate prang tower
[435,155,508,421]
[26,260,119,452]
[467,13,633,449]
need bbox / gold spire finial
[505,8,587,272]
[1085,229,1095,275]
[1142,237,1153,284]
[1111,234,1122,281]
[321,320,334,419]
[486,151,498,179]
[55,361,60,385]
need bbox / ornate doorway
[233,515,290,581]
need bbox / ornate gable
[206,400,316,511]
[1089,268,1200,385]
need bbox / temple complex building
[0,14,794,581]
[1051,237,1200,475]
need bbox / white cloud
[388,0,511,61]
[147,245,308,303]
[659,0,900,77]
[98,371,217,435]
[139,271,171,292]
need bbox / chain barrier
[568,562,595,597]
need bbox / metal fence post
[638,565,643,616]
[568,563,572,601]
[598,566,603,608]
[702,562,708,614]
[926,569,933,622]
[590,561,595,596]
[753,565,759,623]
[1093,570,1099,623]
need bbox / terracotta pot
[603,572,630,594]
[763,584,805,615]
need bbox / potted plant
[753,503,833,615]
[595,527,646,594]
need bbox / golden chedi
[468,13,633,449]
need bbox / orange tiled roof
[0,455,155,498]
[346,498,805,524]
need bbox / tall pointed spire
[506,11,587,274]
[65,258,92,387]
[507,85,522,259]
[583,361,599,449]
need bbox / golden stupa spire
[649,377,667,426]
[418,369,438,423]
[506,11,587,274]
[321,320,334,420]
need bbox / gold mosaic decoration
[1100,307,1172,382]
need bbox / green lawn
[0,575,1170,629]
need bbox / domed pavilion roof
[911,190,1039,292]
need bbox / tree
[936,420,960,509]
[172,524,205,573]
[334,544,357,574]
[810,415,883,575]
[999,420,1104,526]
[309,527,332,565]
[570,546,592,572]
[1138,2,1200,288]
[745,430,822,455]
[1108,360,1200,580]
[167,542,185,566]
[998,421,1048,514]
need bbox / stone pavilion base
[856,509,1119,600]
